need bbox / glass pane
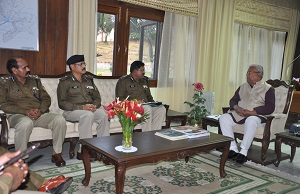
[127,18,160,79]
[96,12,116,76]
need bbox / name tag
[130,85,135,88]
[72,86,79,89]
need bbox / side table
[274,131,300,167]
[202,115,221,134]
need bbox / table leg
[291,146,296,162]
[219,142,229,178]
[274,136,282,167]
[115,162,127,194]
[81,146,91,186]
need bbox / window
[230,23,287,86]
[97,0,164,86]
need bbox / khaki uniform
[57,74,110,139]
[0,147,46,193]
[115,75,166,131]
[0,75,66,154]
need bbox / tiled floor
[21,125,300,178]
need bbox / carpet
[34,151,300,194]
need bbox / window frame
[97,0,164,87]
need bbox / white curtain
[156,12,197,112]
[67,0,97,72]
[195,0,236,114]
[230,23,286,87]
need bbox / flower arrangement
[184,82,209,126]
[103,98,148,149]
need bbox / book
[171,126,210,139]
[142,101,163,106]
[155,130,188,141]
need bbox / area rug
[34,152,300,194]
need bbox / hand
[0,151,28,191]
[233,105,245,116]
[26,109,41,120]
[3,164,28,191]
[83,104,96,112]
[0,151,21,166]
[241,109,257,117]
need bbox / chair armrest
[222,107,230,114]
[269,113,287,119]
[0,113,9,147]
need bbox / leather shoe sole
[228,150,238,159]
[51,153,66,167]
[221,150,238,159]
[235,153,247,164]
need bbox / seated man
[219,64,275,164]
[115,61,166,132]
[57,55,110,160]
[0,147,72,194]
[0,57,67,167]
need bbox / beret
[66,55,84,65]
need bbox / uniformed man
[0,57,67,167]
[57,55,110,160]
[115,61,166,132]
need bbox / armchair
[222,79,294,164]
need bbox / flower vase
[122,124,134,150]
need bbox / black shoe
[228,150,238,159]
[235,153,247,164]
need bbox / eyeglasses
[246,71,260,75]
[74,62,86,66]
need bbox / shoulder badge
[84,74,94,80]
[59,75,71,81]
[0,75,12,83]
[29,75,40,80]
[120,75,129,80]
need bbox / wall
[0,0,69,75]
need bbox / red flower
[104,98,147,124]
[194,82,204,91]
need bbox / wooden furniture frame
[274,131,300,167]
[80,131,232,194]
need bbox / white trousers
[219,113,263,156]
[141,105,166,132]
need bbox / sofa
[0,72,167,159]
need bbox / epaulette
[0,75,12,83]
[84,74,94,80]
[59,75,71,81]
[119,75,128,80]
[29,75,40,79]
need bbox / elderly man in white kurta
[219,64,275,164]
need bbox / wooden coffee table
[80,131,232,194]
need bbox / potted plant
[184,82,209,126]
